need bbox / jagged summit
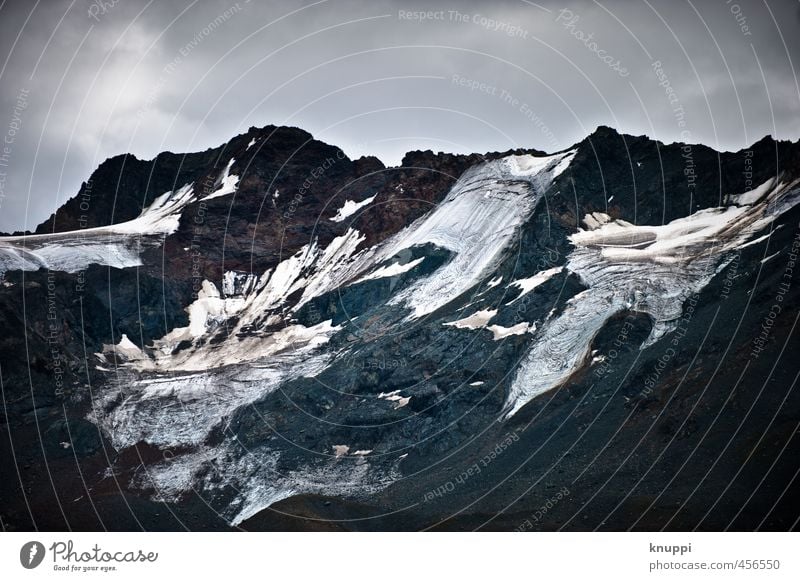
[31,123,800,236]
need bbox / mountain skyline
[1,0,799,232]
[4,121,793,237]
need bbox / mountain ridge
[1,121,799,531]
[0,122,782,241]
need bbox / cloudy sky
[0,0,798,231]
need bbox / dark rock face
[550,126,797,228]
[1,124,799,531]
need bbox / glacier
[0,183,194,274]
[503,177,800,417]
[87,150,581,523]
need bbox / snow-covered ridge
[504,177,800,417]
[0,183,194,274]
[505,149,576,179]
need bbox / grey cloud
[0,0,798,231]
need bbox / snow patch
[330,194,377,222]
[134,443,400,527]
[202,158,239,201]
[729,177,776,206]
[505,149,576,179]
[506,267,563,304]
[378,390,411,409]
[353,257,424,284]
[444,309,497,330]
[332,445,350,458]
[582,212,612,230]
[93,347,337,449]
[222,271,258,297]
[488,322,534,340]
[103,334,147,362]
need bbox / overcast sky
[0,0,798,231]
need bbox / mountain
[1,124,798,531]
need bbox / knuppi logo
[19,541,46,569]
